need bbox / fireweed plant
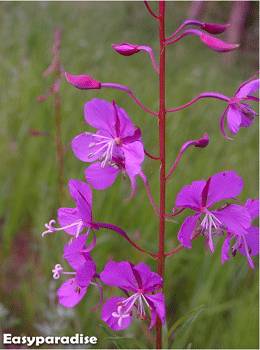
[41,1,259,348]
[38,29,64,200]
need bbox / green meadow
[0,2,258,349]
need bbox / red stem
[126,89,158,116]
[165,231,201,257]
[144,0,160,19]
[96,221,157,258]
[54,92,64,203]
[167,92,229,113]
[139,172,159,215]
[102,83,158,117]
[165,146,183,180]
[156,1,166,348]
[53,33,64,204]
[144,148,160,160]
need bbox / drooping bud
[167,29,239,53]
[199,32,239,52]
[112,42,140,56]
[194,133,209,148]
[65,72,101,90]
[201,22,230,35]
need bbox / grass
[0,1,258,349]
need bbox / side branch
[144,0,159,19]
[167,92,229,113]
[95,221,157,258]
[138,45,159,73]
[144,148,160,160]
[166,133,209,181]
[101,83,158,117]
[139,172,159,215]
[164,231,201,257]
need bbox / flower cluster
[42,104,164,330]
[174,171,259,268]
[41,1,259,339]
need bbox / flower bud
[65,72,101,90]
[201,22,230,35]
[112,42,140,56]
[200,32,239,52]
[194,133,209,148]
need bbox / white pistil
[52,264,76,280]
[41,219,83,237]
[112,305,131,327]
[52,264,63,279]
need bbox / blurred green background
[0,1,258,349]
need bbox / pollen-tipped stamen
[200,211,222,252]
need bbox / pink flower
[71,98,144,191]
[220,78,259,136]
[221,199,259,269]
[100,261,165,330]
[41,179,93,237]
[53,235,96,308]
[175,171,251,252]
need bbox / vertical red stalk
[53,30,64,203]
[156,1,166,348]
[54,91,64,202]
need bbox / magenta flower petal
[133,263,163,292]
[206,171,243,207]
[202,22,230,34]
[100,261,138,292]
[57,208,82,236]
[113,104,137,137]
[221,235,232,264]
[123,141,145,177]
[175,181,206,210]
[236,79,259,99]
[75,260,96,288]
[146,293,166,329]
[213,204,251,236]
[85,163,120,190]
[84,98,136,137]
[64,72,101,90]
[84,99,116,136]
[112,42,140,56]
[57,278,87,308]
[177,214,200,248]
[71,133,106,162]
[239,226,259,257]
[245,199,259,221]
[240,113,254,128]
[68,179,92,226]
[200,32,239,52]
[63,234,89,269]
[102,296,132,331]
[226,106,242,134]
[68,179,92,208]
